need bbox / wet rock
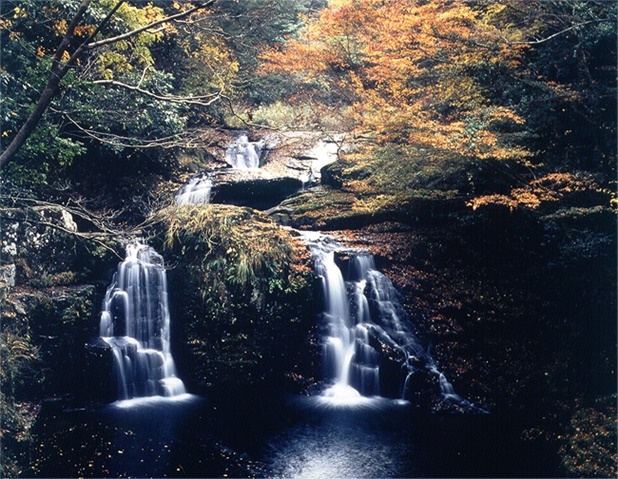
[83,338,116,403]
[321,161,344,188]
[211,170,304,210]
[15,285,100,398]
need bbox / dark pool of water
[30,393,559,478]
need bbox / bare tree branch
[91,79,224,107]
[62,114,211,149]
[0,194,145,258]
[86,1,215,49]
[505,18,613,46]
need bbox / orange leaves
[468,173,607,211]
[260,0,367,79]
[259,0,530,162]
[73,25,95,38]
[52,19,68,37]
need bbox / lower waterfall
[302,231,468,407]
[99,241,186,401]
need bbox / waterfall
[100,242,186,401]
[176,174,213,205]
[225,134,264,169]
[302,232,466,407]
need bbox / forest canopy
[1,0,615,191]
[260,0,616,174]
[0,0,322,184]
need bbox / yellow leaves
[177,32,239,95]
[437,76,484,109]
[436,4,478,27]
[53,19,68,36]
[98,0,168,46]
[482,3,509,22]
[0,18,13,31]
[193,42,239,79]
[12,6,27,19]
[259,0,532,161]
[97,50,134,79]
[89,1,175,81]
[468,173,606,212]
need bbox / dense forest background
[1,1,615,194]
[1,1,616,477]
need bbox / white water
[100,242,186,400]
[176,175,213,205]
[302,233,387,404]
[302,231,467,407]
[225,134,264,169]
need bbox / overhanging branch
[91,79,224,107]
[0,1,218,169]
[505,18,613,46]
[62,114,210,149]
[86,1,215,49]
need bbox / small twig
[221,95,280,131]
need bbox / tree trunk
[0,0,212,170]
[0,81,62,169]
[0,0,94,170]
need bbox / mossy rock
[149,204,317,393]
[13,285,99,399]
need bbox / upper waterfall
[225,134,265,169]
[100,241,187,401]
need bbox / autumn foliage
[261,0,533,161]
[468,172,614,211]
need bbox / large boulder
[211,169,304,210]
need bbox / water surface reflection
[33,393,557,478]
[266,397,417,478]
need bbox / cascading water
[176,174,213,205]
[225,134,264,169]
[302,231,466,407]
[100,242,186,401]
